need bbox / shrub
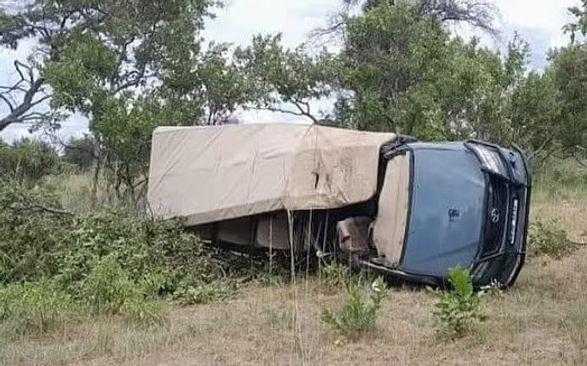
[529,220,574,259]
[0,138,61,184]
[0,184,71,283]
[0,280,78,339]
[121,296,169,327]
[171,282,235,305]
[62,135,97,172]
[0,182,233,320]
[55,209,213,292]
[81,255,140,315]
[251,262,291,286]
[319,262,351,291]
[321,277,388,339]
[80,256,170,326]
[434,267,486,338]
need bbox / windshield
[401,145,486,277]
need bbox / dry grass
[2,182,586,366]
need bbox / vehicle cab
[359,139,531,288]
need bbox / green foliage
[529,220,574,259]
[81,256,169,326]
[62,135,97,172]
[564,0,587,42]
[234,34,340,123]
[121,296,169,327]
[321,277,388,339]
[81,255,140,315]
[534,158,587,199]
[250,262,289,286]
[319,262,352,291]
[171,282,235,305]
[0,280,78,339]
[333,1,555,154]
[0,184,71,283]
[0,183,230,312]
[549,44,587,157]
[337,1,450,135]
[161,41,254,125]
[0,138,61,184]
[1,0,224,197]
[434,267,486,337]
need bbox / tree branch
[0,93,15,112]
[250,103,319,124]
[8,202,73,216]
[0,58,51,131]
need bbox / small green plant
[434,267,486,338]
[253,262,289,286]
[529,220,574,259]
[0,280,78,339]
[321,277,388,339]
[81,256,139,315]
[172,282,235,305]
[319,262,351,291]
[121,297,169,327]
[80,256,170,326]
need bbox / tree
[332,1,503,138]
[0,60,54,132]
[563,0,587,43]
[313,0,497,42]
[325,0,562,161]
[549,45,587,158]
[234,34,340,123]
[159,42,254,126]
[547,0,587,159]
[0,0,223,199]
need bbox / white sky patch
[494,0,580,61]
[0,0,583,141]
[204,0,341,47]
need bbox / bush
[121,296,169,327]
[171,282,235,305]
[62,135,97,172]
[319,262,351,291]
[321,277,388,339]
[0,182,232,330]
[81,255,141,315]
[0,280,78,339]
[72,256,170,326]
[0,138,62,184]
[0,184,71,283]
[434,267,486,338]
[55,209,218,297]
[529,220,574,259]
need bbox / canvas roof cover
[147,123,396,226]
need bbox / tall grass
[533,158,587,203]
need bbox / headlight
[466,143,508,177]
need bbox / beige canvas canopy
[147,123,396,226]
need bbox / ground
[1,193,586,366]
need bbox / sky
[0,0,581,143]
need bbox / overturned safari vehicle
[148,124,531,288]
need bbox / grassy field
[1,164,586,366]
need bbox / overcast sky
[0,0,580,142]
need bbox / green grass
[0,280,80,341]
[533,158,587,203]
